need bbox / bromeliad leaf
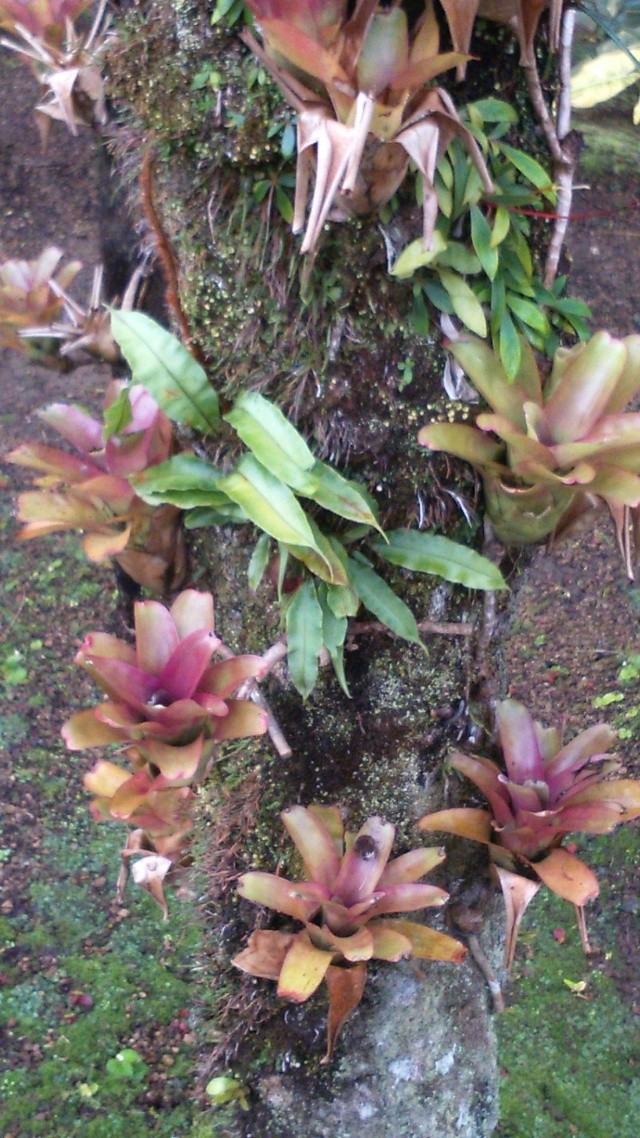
[346,556,423,649]
[286,580,323,699]
[131,455,228,508]
[217,455,323,553]
[370,530,507,591]
[224,391,316,493]
[110,311,220,432]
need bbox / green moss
[497,829,640,1138]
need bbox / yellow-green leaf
[438,269,487,337]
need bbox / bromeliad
[0,0,108,141]
[233,804,466,1062]
[418,699,640,967]
[418,330,640,572]
[0,246,81,353]
[5,380,188,591]
[242,0,492,252]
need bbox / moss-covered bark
[103,4,553,1133]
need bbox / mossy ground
[497,830,640,1138]
[0,500,215,1136]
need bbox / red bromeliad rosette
[233,804,466,1062]
[62,589,268,839]
[419,699,640,966]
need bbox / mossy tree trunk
[105,4,550,1134]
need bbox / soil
[1,43,639,1138]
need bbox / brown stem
[215,638,291,757]
[467,934,505,1014]
[140,150,206,363]
[543,8,578,287]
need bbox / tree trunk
[104,3,549,1133]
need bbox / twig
[543,8,578,287]
[140,149,206,363]
[215,638,291,757]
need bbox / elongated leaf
[224,391,315,493]
[184,504,248,527]
[498,144,555,199]
[217,455,322,552]
[370,530,507,591]
[507,293,550,336]
[470,206,499,280]
[287,518,349,586]
[286,580,323,698]
[131,455,227,507]
[302,460,382,533]
[318,587,350,697]
[497,310,522,382]
[438,269,487,337]
[490,205,511,247]
[391,231,448,279]
[109,310,219,432]
[346,556,423,648]
[248,533,271,591]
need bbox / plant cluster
[108,309,506,696]
[393,97,591,377]
[62,588,269,911]
[0,245,81,354]
[240,0,493,252]
[0,0,109,141]
[5,380,188,591]
[419,699,640,964]
[233,804,466,1061]
[4,0,640,1085]
[419,328,640,567]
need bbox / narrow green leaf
[109,310,219,432]
[224,390,315,492]
[391,231,448,278]
[438,270,487,337]
[286,518,349,586]
[490,206,511,248]
[469,97,518,123]
[102,386,132,439]
[371,530,507,591]
[318,588,350,697]
[248,533,271,591]
[497,310,522,381]
[276,543,290,600]
[433,242,482,275]
[506,293,550,335]
[470,206,499,280]
[184,504,247,528]
[498,144,555,199]
[286,580,323,698]
[346,557,423,648]
[217,455,322,551]
[302,461,382,533]
[325,580,360,618]
[131,454,227,507]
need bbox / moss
[497,829,640,1138]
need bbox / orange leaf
[322,963,367,1064]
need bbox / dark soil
[1,42,639,1138]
